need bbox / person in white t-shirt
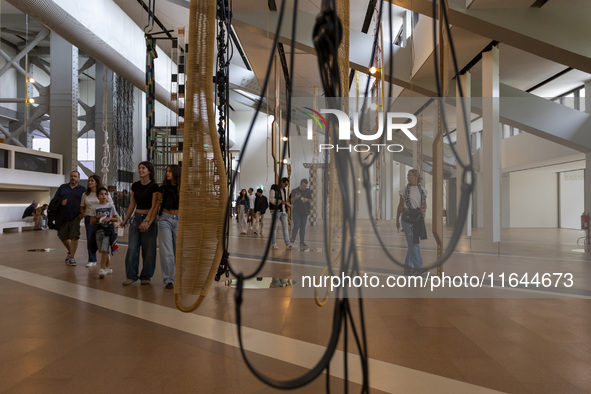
[396,169,427,275]
[90,187,119,279]
[80,175,114,268]
[247,188,256,230]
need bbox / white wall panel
[509,171,557,228]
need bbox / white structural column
[481,46,501,243]
[456,71,472,236]
[50,32,78,175]
[585,81,591,216]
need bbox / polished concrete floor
[1,219,590,393]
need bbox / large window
[14,151,59,174]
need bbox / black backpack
[47,195,63,230]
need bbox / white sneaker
[271,243,279,250]
[86,262,97,268]
[105,267,113,275]
[286,244,294,249]
[98,269,107,279]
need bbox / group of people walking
[47,165,425,283]
[235,177,313,251]
[50,162,181,288]
[236,169,427,276]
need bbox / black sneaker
[68,257,77,266]
[165,283,174,289]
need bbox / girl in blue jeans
[120,161,159,286]
[396,169,428,275]
[155,165,181,289]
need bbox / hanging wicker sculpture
[175,0,228,312]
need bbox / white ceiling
[1,0,589,123]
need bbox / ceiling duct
[6,0,175,111]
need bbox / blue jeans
[401,219,423,271]
[290,212,308,245]
[125,213,158,281]
[84,216,97,263]
[158,212,177,285]
[271,211,290,245]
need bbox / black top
[159,184,179,211]
[55,183,86,221]
[22,204,36,218]
[254,195,269,214]
[131,181,158,210]
[290,186,312,215]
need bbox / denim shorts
[96,229,110,253]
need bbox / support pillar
[50,32,78,176]
[383,153,393,219]
[482,46,501,243]
[456,71,472,236]
[584,82,591,249]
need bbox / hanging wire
[226,0,474,391]
[355,0,475,273]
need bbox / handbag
[402,208,421,224]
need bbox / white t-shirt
[248,194,256,210]
[90,202,118,228]
[81,192,114,215]
[399,185,427,209]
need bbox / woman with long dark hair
[80,174,113,268]
[120,161,159,286]
[156,164,181,289]
[396,169,428,275]
[237,188,250,235]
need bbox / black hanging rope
[220,0,474,392]
[215,0,233,282]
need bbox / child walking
[90,187,120,279]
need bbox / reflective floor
[1,219,590,393]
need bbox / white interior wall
[0,45,18,114]
[474,170,484,228]
[52,0,174,100]
[509,171,558,228]
[502,131,583,172]
[410,15,438,78]
[501,173,510,228]
[155,101,178,128]
[0,190,50,205]
[229,111,274,196]
[559,170,584,229]
[135,88,146,169]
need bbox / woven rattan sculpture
[175,0,228,312]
